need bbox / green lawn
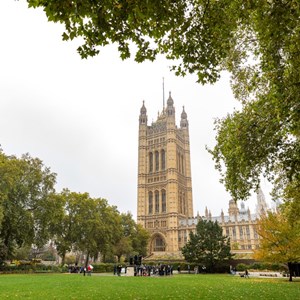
[0,274,299,299]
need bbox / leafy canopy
[26,1,300,212]
[254,208,300,281]
[0,150,56,263]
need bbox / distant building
[180,190,269,258]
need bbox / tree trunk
[288,262,293,282]
[61,253,66,266]
[85,252,90,268]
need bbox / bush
[0,262,64,274]
[236,264,247,271]
[92,263,114,273]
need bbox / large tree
[51,189,120,266]
[113,212,149,262]
[182,219,232,272]
[254,209,300,282]
[26,1,300,215]
[0,151,56,263]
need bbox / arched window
[179,193,183,214]
[155,151,159,171]
[148,192,153,214]
[182,192,186,215]
[181,155,184,174]
[149,152,153,173]
[155,190,159,213]
[161,189,166,213]
[161,149,166,170]
[153,236,165,251]
[177,152,181,173]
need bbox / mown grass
[0,273,299,299]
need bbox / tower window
[153,236,165,252]
[148,192,153,214]
[149,152,153,173]
[161,189,166,213]
[161,149,166,170]
[155,190,159,213]
[155,151,159,171]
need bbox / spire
[221,210,225,222]
[139,100,147,125]
[167,91,174,106]
[166,91,175,117]
[180,106,189,128]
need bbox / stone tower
[137,92,193,255]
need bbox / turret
[180,106,189,128]
[139,100,148,125]
[166,92,175,117]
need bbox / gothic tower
[137,92,193,255]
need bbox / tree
[26,1,300,216]
[254,209,300,282]
[50,189,118,266]
[0,151,56,264]
[112,212,149,262]
[182,219,232,273]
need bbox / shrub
[236,263,247,271]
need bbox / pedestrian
[87,264,93,276]
[245,269,249,278]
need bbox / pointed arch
[149,152,153,173]
[161,189,166,213]
[155,190,159,213]
[148,191,153,214]
[161,149,166,170]
[150,233,166,252]
[155,151,159,171]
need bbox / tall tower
[137,92,193,254]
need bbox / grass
[0,273,299,299]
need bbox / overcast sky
[0,1,272,217]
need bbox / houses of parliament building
[137,93,269,259]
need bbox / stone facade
[137,96,270,258]
[137,93,193,256]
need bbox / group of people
[68,264,93,276]
[113,265,127,276]
[135,264,174,276]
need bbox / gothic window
[177,152,181,173]
[239,227,243,238]
[149,152,153,173]
[153,236,165,251]
[179,194,182,214]
[161,189,166,213]
[226,228,230,236]
[161,149,166,170]
[155,190,159,213]
[182,192,186,215]
[148,192,153,214]
[232,227,236,240]
[181,155,184,174]
[246,226,250,239]
[155,151,159,171]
